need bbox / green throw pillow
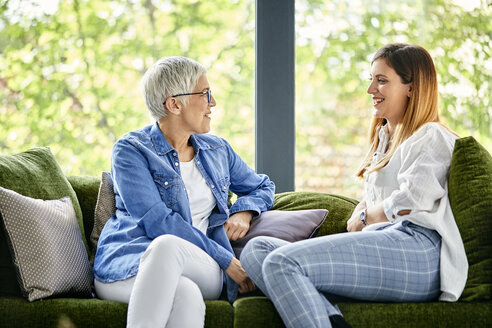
[272,191,358,236]
[0,147,87,297]
[448,137,492,301]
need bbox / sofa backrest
[448,136,492,301]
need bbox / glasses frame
[164,90,212,105]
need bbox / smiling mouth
[373,98,384,106]
[205,114,211,118]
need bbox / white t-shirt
[180,157,216,235]
[363,122,467,302]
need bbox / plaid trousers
[241,220,441,328]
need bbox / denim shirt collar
[150,122,224,155]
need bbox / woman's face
[180,74,216,134]
[367,58,411,127]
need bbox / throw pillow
[231,209,328,258]
[273,191,358,236]
[448,136,492,301]
[90,172,116,265]
[0,187,92,301]
[0,147,87,297]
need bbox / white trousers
[94,234,223,328]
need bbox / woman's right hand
[225,257,256,293]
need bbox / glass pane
[0,0,255,174]
[295,0,491,199]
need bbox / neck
[157,118,192,154]
[385,120,398,139]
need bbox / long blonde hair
[356,43,443,178]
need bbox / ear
[407,83,413,97]
[164,97,182,115]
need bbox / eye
[377,78,387,83]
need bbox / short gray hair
[141,56,207,121]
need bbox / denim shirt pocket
[152,174,180,207]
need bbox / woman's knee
[141,234,182,263]
[241,237,283,273]
[262,247,302,281]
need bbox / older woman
[93,56,275,328]
[241,44,468,328]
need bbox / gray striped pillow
[0,187,92,301]
[90,172,116,265]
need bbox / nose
[367,79,376,95]
[209,94,216,107]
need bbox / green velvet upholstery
[0,148,87,297]
[448,136,492,301]
[204,300,235,328]
[0,297,127,328]
[0,297,232,328]
[233,297,492,328]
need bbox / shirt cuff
[213,244,234,270]
[383,197,398,223]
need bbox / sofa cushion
[67,175,101,252]
[90,172,115,265]
[272,191,358,236]
[0,187,92,301]
[0,147,87,297]
[448,136,492,301]
[231,209,328,258]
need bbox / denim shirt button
[211,184,215,189]
[173,152,177,156]
[174,162,179,166]
[197,161,201,165]
[164,181,168,186]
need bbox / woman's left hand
[225,211,254,241]
[346,209,366,232]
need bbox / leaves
[0,0,489,199]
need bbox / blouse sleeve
[382,124,457,222]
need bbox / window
[0,0,256,173]
[295,0,491,198]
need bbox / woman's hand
[347,202,398,232]
[346,201,367,232]
[225,257,256,293]
[347,208,366,232]
[225,211,254,241]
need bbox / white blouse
[363,122,468,302]
[180,158,216,235]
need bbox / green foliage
[295,0,491,198]
[0,0,255,174]
[0,0,490,199]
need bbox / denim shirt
[93,123,275,302]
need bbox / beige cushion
[0,187,92,301]
[90,172,116,265]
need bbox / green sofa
[1,136,491,327]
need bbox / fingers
[225,221,248,241]
[246,278,256,292]
[238,278,256,294]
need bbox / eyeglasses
[165,89,212,104]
